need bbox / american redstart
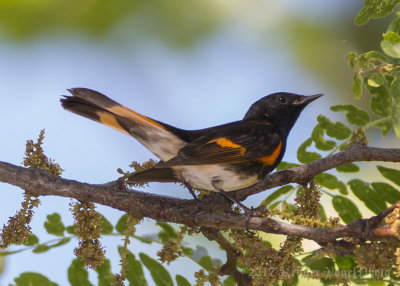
[61,88,322,210]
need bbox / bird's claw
[243,206,269,233]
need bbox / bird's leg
[183,180,200,201]
[182,180,204,230]
[213,186,252,214]
[211,184,256,233]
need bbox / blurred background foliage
[0,0,395,100]
[0,0,222,46]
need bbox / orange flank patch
[258,141,282,165]
[108,105,166,130]
[97,111,129,135]
[210,138,246,153]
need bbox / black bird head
[243,92,323,137]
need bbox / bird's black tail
[126,167,179,185]
[61,88,188,160]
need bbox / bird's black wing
[156,122,283,167]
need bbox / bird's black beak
[294,93,323,106]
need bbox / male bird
[61,88,322,208]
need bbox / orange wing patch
[258,140,282,165]
[209,138,246,154]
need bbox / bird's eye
[278,96,287,104]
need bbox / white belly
[177,165,258,192]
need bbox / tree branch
[231,142,400,200]
[202,228,251,286]
[0,142,399,244]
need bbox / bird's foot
[243,206,269,233]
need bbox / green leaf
[355,0,400,26]
[317,115,352,140]
[176,275,191,286]
[301,254,313,263]
[381,31,400,58]
[222,276,236,286]
[311,124,336,151]
[354,8,372,26]
[297,138,321,164]
[332,196,362,224]
[373,118,393,136]
[371,182,400,204]
[95,259,114,286]
[24,234,39,246]
[13,272,58,286]
[181,246,193,256]
[198,255,213,271]
[371,91,392,116]
[263,240,272,248]
[330,105,370,126]
[353,71,363,99]
[32,238,70,254]
[335,255,356,270]
[367,78,380,88]
[283,203,296,214]
[268,200,281,210]
[386,74,395,85]
[49,237,71,248]
[0,249,24,256]
[100,215,113,235]
[157,222,178,242]
[276,161,300,171]
[368,281,385,286]
[68,259,94,286]
[365,82,391,117]
[306,257,334,272]
[66,226,76,235]
[377,165,400,186]
[134,235,153,244]
[44,213,65,236]
[115,214,127,234]
[139,253,173,286]
[354,4,374,26]
[389,73,400,138]
[314,173,347,195]
[319,203,327,222]
[282,274,299,286]
[348,52,357,68]
[264,185,293,206]
[336,163,360,173]
[357,51,388,69]
[348,179,387,214]
[388,13,400,33]
[367,72,386,87]
[0,256,3,275]
[32,244,51,254]
[121,249,147,286]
